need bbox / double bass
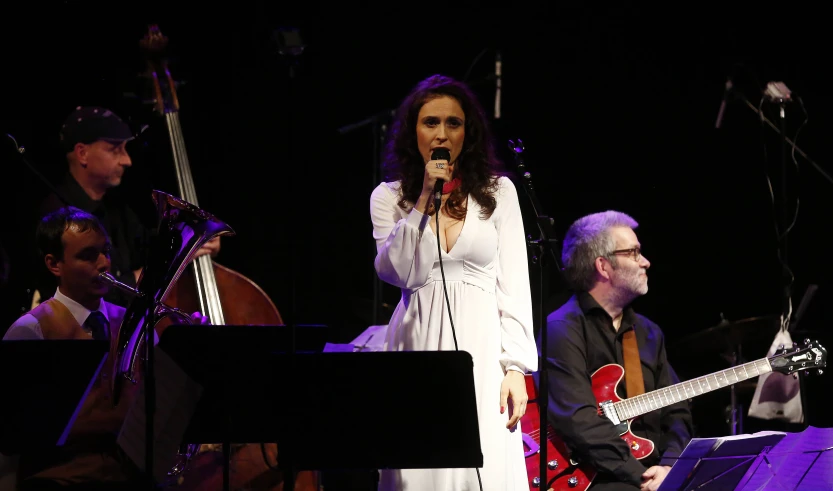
[138,25,319,491]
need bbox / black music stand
[156,325,483,491]
[657,431,787,491]
[0,340,109,455]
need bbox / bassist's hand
[500,370,528,429]
[640,465,671,491]
[194,236,221,259]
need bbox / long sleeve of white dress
[370,182,437,290]
[492,177,538,374]
[370,178,538,374]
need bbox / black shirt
[540,292,693,489]
[37,173,149,307]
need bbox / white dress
[370,176,538,491]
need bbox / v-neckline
[433,196,469,256]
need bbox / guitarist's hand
[640,465,671,491]
[500,370,528,429]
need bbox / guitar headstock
[139,24,180,115]
[768,339,827,376]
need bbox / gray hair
[561,210,639,291]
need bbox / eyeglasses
[609,247,641,262]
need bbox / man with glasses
[539,210,692,491]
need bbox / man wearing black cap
[32,105,219,308]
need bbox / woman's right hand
[421,156,453,196]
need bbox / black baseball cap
[59,106,135,152]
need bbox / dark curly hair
[381,74,506,220]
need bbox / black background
[2,4,831,443]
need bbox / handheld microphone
[432,147,450,207]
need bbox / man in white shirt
[2,206,207,490]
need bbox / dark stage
[1,4,831,489]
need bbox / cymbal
[671,315,783,360]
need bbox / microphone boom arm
[735,92,833,186]
[508,140,562,270]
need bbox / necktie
[85,311,109,341]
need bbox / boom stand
[338,108,394,326]
[107,283,161,490]
[4,133,73,208]
[756,87,808,426]
[728,343,743,435]
[507,139,565,489]
[730,85,823,427]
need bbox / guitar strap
[622,328,646,397]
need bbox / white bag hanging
[747,327,804,423]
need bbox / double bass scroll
[138,25,318,491]
[139,25,283,331]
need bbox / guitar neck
[613,358,772,421]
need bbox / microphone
[764,81,793,103]
[715,76,733,129]
[432,148,450,206]
[764,81,793,119]
[494,50,502,120]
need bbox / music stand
[735,425,833,490]
[0,340,109,455]
[657,431,787,491]
[156,325,483,491]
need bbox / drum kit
[669,314,820,435]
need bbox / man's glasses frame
[608,247,641,262]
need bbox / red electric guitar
[521,339,827,491]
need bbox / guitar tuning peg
[804,338,811,344]
[818,369,824,375]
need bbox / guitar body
[522,364,654,491]
[591,364,655,460]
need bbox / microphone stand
[733,88,815,427]
[275,26,306,491]
[338,108,394,331]
[4,133,75,313]
[5,133,74,208]
[507,139,564,490]
[732,92,833,186]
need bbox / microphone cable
[434,196,484,491]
